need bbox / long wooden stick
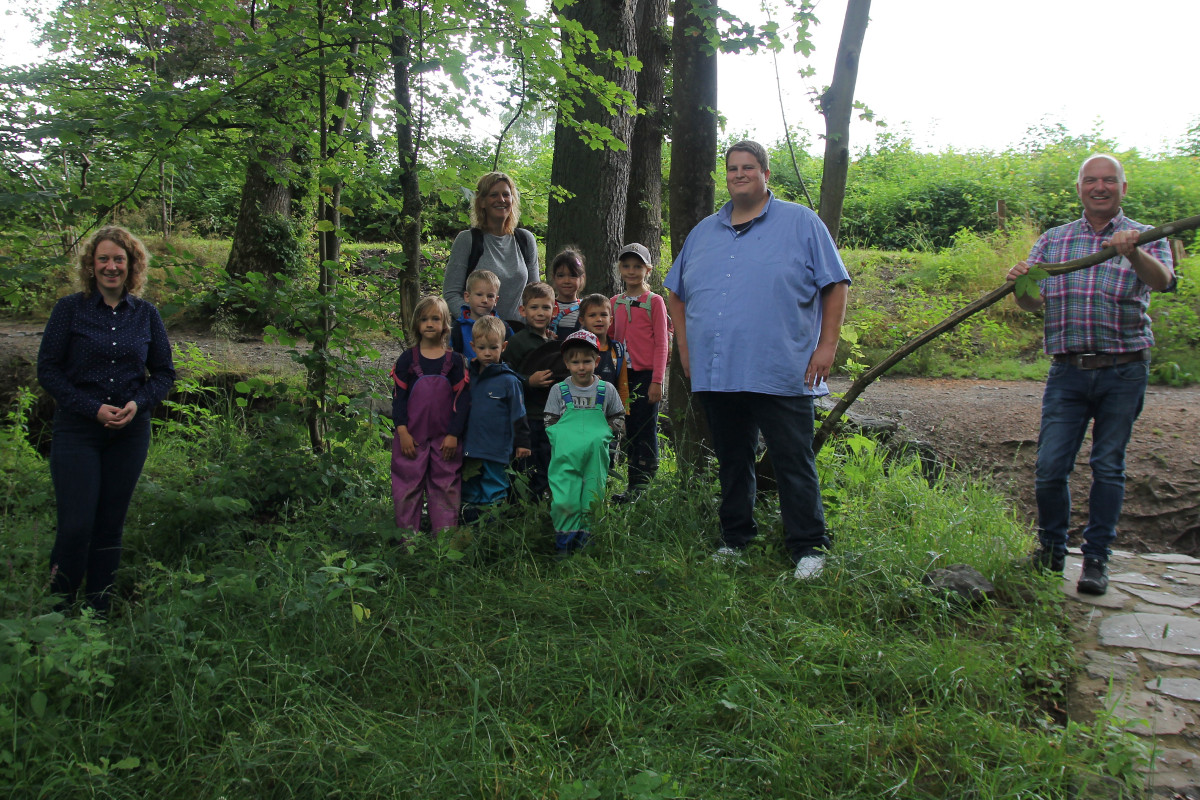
[813,212,1200,454]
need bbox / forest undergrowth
[0,352,1154,799]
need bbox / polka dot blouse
[37,292,176,420]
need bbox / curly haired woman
[37,226,175,616]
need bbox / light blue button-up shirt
[664,192,850,396]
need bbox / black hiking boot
[1028,546,1065,575]
[1077,558,1109,595]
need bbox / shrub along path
[834,376,1200,557]
[836,376,1200,798]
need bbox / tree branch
[813,212,1200,453]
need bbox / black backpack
[467,227,538,275]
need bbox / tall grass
[0,383,1147,798]
[844,225,1046,380]
[843,225,1200,384]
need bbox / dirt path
[5,320,1197,554]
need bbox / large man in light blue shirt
[665,140,850,581]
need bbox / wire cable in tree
[769,15,814,210]
[493,53,528,171]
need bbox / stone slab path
[1064,548,1200,797]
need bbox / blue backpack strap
[614,341,626,375]
[558,382,572,404]
[550,300,579,332]
[595,381,606,407]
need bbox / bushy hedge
[767,130,1200,252]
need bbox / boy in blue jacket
[451,270,514,360]
[462,316,531,522]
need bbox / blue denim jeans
[48,410,151,613]
[461,458,510,506]
[1035,360,1148,561]
[696,392,830,562]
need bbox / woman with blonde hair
[37,225,175,615]
[389,295,469,534]
[442,172,539,330]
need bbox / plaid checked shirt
[1029,211,1173,355]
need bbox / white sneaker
[711,546,746,566]
[793,554,826,581]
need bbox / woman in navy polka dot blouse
[37,226,175,616]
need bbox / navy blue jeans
[696,392,830,562]
[624,369,660,490]
[515,417,551,501]
[48,410,151,613]
[1035,360,1148,561]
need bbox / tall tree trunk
[308,1,361,452]
[390,16,422,333]
[310,0,333,452]
[225,146,295,281]
[547,0,638,296]
[817,0,871,242]
[665,0,719,466]
[623,0,669,264]
[224,11,304,286]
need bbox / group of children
[390,244,670,554]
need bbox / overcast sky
[4,0,1197,155]
[719,0,1200,154]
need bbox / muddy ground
[5,321,1197,554]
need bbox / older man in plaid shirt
[1007,154,1174,595]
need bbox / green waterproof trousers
[547,383,613,536]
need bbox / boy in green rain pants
[544,330,626,554]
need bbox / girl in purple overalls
[391,296,470,534]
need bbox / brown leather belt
[1051,350,1149,370]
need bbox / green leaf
[557,779,601,800]
[1014,275,1041,299]
[30,691,47,718]
[113,756,140,770]
[315,220,335,232]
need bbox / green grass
[0,380,1150,798]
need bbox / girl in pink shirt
[610,243,670,502]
